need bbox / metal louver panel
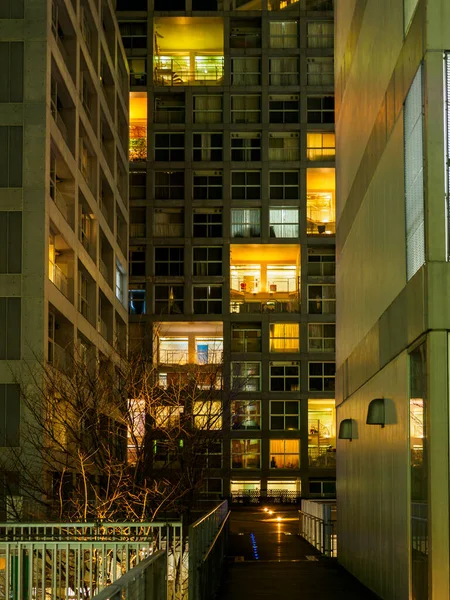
[404,64,425,281]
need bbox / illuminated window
[307,21,334,49]
[269,208,299,238]
[269,133,299,161]
[231,208,261,238]
[269,171,299,200]
[231,95,261,124]
[153,405,183,428]
[308,323,335,352]
[270,323,299,352]
[231,58,261,85]
[193,95,223,124]
[232,400,261,430]
[154,133,184,161]
[129,288,146,315]
[154,247,184,276]
[269,21,298,49]
[129,92,147,161]
[193,133,223,161]
[194,401,222,430]
[193,208,223,238]
[231,439,261,469]
[231,171,261,200]
[231,361,261,392]
[129,58,147,86]
[307,132,335,161]
[307,95,334,124]
[127,398,146,464]
[193,247,222,276]
[193,171,223,200]
[308,284,335,314]
[231,133,261,161]
[195,337,223,364]
[269,440,299,469]
[308,362,335,392]
[269,57,299,86]
[154,285,184,314]
[193,285,222,314]
[159,337,188,364]
[269,95,299,124]
[154,171,184,200]
[270,362,299,392]
[307,168,335,235]
[270,401,300,431]
[307,57,334,86]
[308,398,336,468]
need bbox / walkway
[218,507,380,600]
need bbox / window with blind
[307,57,334,86]
[269,21,298,49]
[231,95,261,124]
[269,323,299,352]
[231,58,261,85]
[307,21,334,49]
[231,208,261,237]
[404,64,424,281]
[269,57,299,86]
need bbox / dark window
[0,127,23,187]
[0,298,21,360]
[155,247,184,276]
[116,0,147,9]
[193,285,222,314]
[118,21,147,50]
[307,95,335,124]
[0,43,24,102]
[193,247,222,276]
[193,210,223,238]
[0,384,20,446]
[308,361,336,391]
[130,171,146,200]
[155,133,185,162]
[231,171,261,200]
[155,285,184,314]
[0,0,24,18]
[269,362,299,392]
[193,133,223,161]
[193,172,223,200]
[155,171,184,200]
[129,248,146,277]
[154,0,185,8]
[0,212,22,273]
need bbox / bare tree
[1,342,228,524]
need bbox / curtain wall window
[404,64,425,281]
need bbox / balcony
[156,322,223,367]
[130,92,147,162]
[307,168,336,236]
[230,244,301,314]
[154,57,224,87]
[48,339,71,372]
[49,261,69,297]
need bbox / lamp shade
[338,418,353,441]
[366,398,385,427]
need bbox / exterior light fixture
[338,418,354,441]
[366,398,386,427]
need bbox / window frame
[270,400,300,431]
[308,361,336,392]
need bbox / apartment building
[336,1,450,599]
[0,0,129,514]
[117,0,336,501]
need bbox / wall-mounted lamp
[338,418,354,441]
[366,398,385,427]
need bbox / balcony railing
[308,446,336,468]
[154,109,185,124]
[50,183,70,223]
[48,339,71,372]
[160,350,189,365]
[49,261,69,297]
[230,297,300,314]
[154,59,224,87]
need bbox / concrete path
[217,507,380,600]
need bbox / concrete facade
[336,1,450,598]
[117,0,337,501]
[0,0,129,514]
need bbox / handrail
[191,500,228,530]
[202,510,231,563]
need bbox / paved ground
[217,507,380,600]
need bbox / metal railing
[230,298,300,314]
[298,500,337,557]
[94,550,167,600]
[0,521,183,600]
[230,490,301,505]
[188,500,229,600]
[49,261,69,297]
[154,60,224,87]
[230,33,261,49]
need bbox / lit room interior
[153,17,224,85]
[308,399,336,467]
[306,167,335,235]
[230,244,300,313]
[155,322,223,366]
[129,91,147,161]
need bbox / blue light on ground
[250,532,259,560]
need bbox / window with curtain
[269,439,299,469]
[232,58,261,85]
[231,95,261,123]
[307,21,334,49]
[308,323,335,352]
[231,208,261,237]
[269,58,299,86]
[153,208,184,237]
[193,133,223,161]
[268,134,299,161]
[270,323,299,352]
[306,132,335,161]
[269,21,298,49]
[306,57,334,86]
[269,208,299,238]
[193,95,223,124]
[405,64,424,281]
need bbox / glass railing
[154,58,224,87]
[49,261,69,297]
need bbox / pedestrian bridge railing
[298,499,337,557]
